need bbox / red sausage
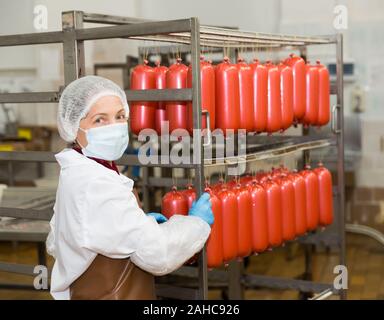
[215,57,240,134]
[249,59,268,132]
[236,59,254,132]
[166,58,188,133]
[130,60,156,134]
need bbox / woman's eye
[117,114,126,120]
[94,118,104,124]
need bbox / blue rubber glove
[147,212,168,224]
[188,192,214,226]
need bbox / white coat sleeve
[46,212,56,259]
[81,175,211,276]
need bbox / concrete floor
[0,233,383,300]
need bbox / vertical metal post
[299,47,314,299]
[62,11,85,84]
[190,17,207,300]
[224,46,244,300]
[7,161,14,186]
[228,260,244,299]
[123,55,132,90]
[37,242,47,266]
[37,162,44,178]
[336,33,346,300]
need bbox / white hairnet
[57,75,129,142]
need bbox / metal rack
[0,11,345,300]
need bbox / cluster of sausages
[162,164,333,268]
[130,54,330,136]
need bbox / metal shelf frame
[0,10,345,300]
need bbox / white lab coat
[46,148,210,300]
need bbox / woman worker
[46,75,213,300]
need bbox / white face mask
[78,122,129,161]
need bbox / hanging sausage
[271,167,286,179]
[212,179,226,193]
[275,174,296,241]
[287,170,307,236]
[278,63,294,131]
[316,60,330,126]
[215,57,240,134]
[303,62,319,126]
[240,174,254,187]
[181,185,196,209]
[249,59,268,133]
[166,58,188,134]
[187,56,216,134]
[265,61,282,133]
[226,177,239,189]
[256,171,269,184]
[154,61,168,135]
[300,166,320,231]
[283,54,306,121]
[313,163,334,226]
[233,183,253,258]
[262,178,283,247]
[130,59,156,135]
[236,58,254,132]
[217,186,238,262]
[161,187,189,219]
[205,188,224,268]
[248,182,269,253]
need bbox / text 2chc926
[186,304,240,315]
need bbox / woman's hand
[188,193,214,226]
[146,212,168,224]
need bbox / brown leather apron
[70,254,156,300]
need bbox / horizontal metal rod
[157,278,228,290]
[243,273,336,293]
[200,26,333,44]
[81,13,335,48]
[0,15,335,51]
[0,151,57,162]
[298,231,341,247]
[82,12,238,30]
[82,12,153,25]
[0,283,45,291]
[0,151,196,168]
[130,35,301,49]
[129,27,334,49]
[155,284,199,300]
[125,88,192,102]
[0,91,60,104]
[75,19,192,41]
[117,154,195,168]
[136,177,190,188]
[158,32,305,46]
[94,63,129,69]
[0,31,64,47]
[313,34,338,44]
[82,12,333,46]
[0,138,332,168]
[0,207,53,221]
[346,224,384,247]
[172,266,230,283]
[204,138,332,167]
[0,152,193,168]
[0,232,48,242]
[0,262,38,276]
[139,44,192,55]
